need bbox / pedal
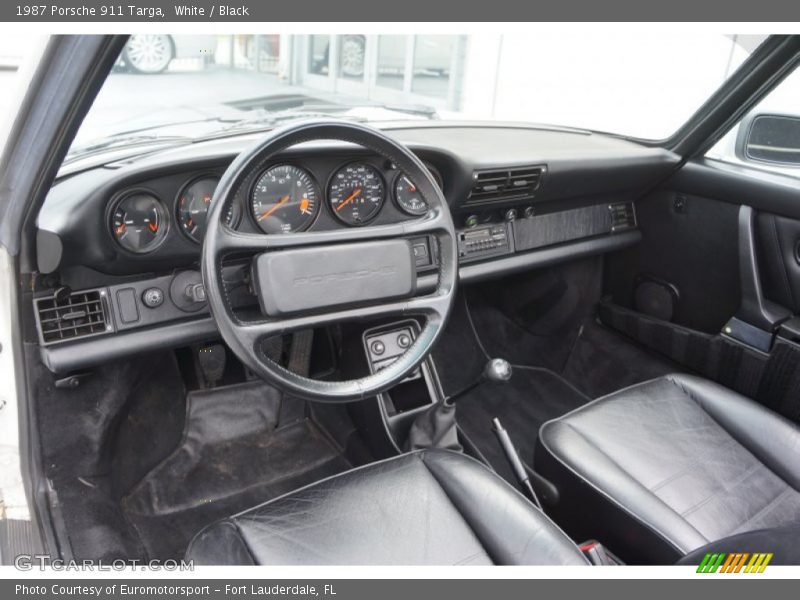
[287,329,314,377]
[198,344,226,387]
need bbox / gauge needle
[148,222,158,233]
[258,195,290,221]
[336,188,362,212]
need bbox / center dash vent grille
[35,289,111,345]
[466,166,546,205]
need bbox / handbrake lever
[492,417,542,509]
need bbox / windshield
[70,33,764,157]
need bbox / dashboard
[35,123,680,373]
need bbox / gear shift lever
[406,358,513,452]
[445,358,513,404]
[483,358,513,383]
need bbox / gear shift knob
[483,358,513,382]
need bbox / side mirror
[736,113,800,166]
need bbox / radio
[457,223,512,263]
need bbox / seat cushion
[535,374,800,564]
[186,449,587,565]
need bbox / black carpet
[466,257,603,373]
[431,285,592,485]
[432,257,683,487]
[54,476,146,562]
[562,318,683,398]
[122,381,351,559]
[456,367,589,484]
[28,346,186,560]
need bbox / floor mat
[456,367,589,484]
[122,380,351,559]
[561,318,683,398]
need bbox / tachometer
[111,192,168,254]
[328,162,385,226]
[177,176,239,243]
[251,165,320,234]
[393,173,429,216]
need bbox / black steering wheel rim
[201,119,458,402]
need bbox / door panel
[756,211,800,313]
[604,188,741,333]
[601,157,800,422]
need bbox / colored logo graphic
[696,552,773,573]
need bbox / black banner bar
[4,579,799,600]
[1,0,800,22]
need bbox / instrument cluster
[109,158,442,254]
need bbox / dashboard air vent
[466,166,545,205]
[609,202,637,231]
[35,288,111,345]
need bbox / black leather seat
[185,449,587,565]
[535,374,800,564]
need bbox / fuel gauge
[394,174,429,216]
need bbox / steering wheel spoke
[237,289,449,351]
[215,226,275,256]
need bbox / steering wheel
[201,120,458,402]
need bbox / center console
[362,320,445,447]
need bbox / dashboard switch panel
[363,322,421,381]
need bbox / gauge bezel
[175,174,233,245]
[326,160,387,227]
[250,163,322,234]
[392,172,430,217]
[108,188,170,255]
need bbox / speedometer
[251,165,320,234]
[328,162,385,226]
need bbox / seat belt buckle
[579,540,624,565]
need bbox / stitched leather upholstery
[185,449,587,565]
[536,374,800,564]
